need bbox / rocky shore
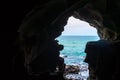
[64,64,89,80]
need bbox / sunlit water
[56,36,99,80]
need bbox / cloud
[62,16,98,36]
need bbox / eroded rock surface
[84,40,120,80]
[3,0,120,80]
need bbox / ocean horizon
[56,36,100,65]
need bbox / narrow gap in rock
[56,16,100,80]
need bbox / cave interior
[2,0,120,80]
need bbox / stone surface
[65,65,80,74]
[2,0,120,80]
[84,40,120,80]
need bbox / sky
[61,16,98,36]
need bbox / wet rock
[65,65,80,74]
[64,64,89,80]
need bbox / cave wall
[18,0,70,74]
[73,0,120,40]
[3,0,120,79]
[84,40,120,80]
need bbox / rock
[84,40,120,80]
[3,0,120,79]
[65,65,80,74]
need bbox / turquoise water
[56,36,99,65]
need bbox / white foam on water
[64,63,89,80]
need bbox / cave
[3,0,120,80]
[56,16,100,80]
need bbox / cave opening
[56,16,100,80]
[11,0,120,80]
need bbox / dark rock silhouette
[84,40,120,80]
[2,0,120,80]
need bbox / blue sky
[61,16,98,36]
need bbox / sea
[56,36,99,65]
[56,36,99,80]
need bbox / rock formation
[2,0,120,80]
[84,40,117,80]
